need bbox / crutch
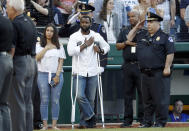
[71,56,79,129]
[97,52,105,128]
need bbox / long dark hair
[99,0,110,21]
[40,23,60,49]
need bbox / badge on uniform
[168,37,174,42]
[131,47,136,53]
[156,36,160,41]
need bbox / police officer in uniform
[128,11,175,127]
[0,10,14,131]
[6,0,37,131]
[116,10,144,127]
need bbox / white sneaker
[52,127,61,130]
[40,127,48,130]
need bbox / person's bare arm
[150,0,164,17]
[10,48,15,58]
[116,41,136,50]
[127,19,145,42]
[163,53,174,76]
[53,58,64,85]
[180,8,186,20]
[170,0,176,27]
[116,43,126,50]
[31,0,49,16]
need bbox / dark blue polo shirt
[116,26,138,64]
[136,29,175,69]
[0,14,13,52]
[12,14,37,56]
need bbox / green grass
[34,127,189,131]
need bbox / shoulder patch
[168,37,174,43]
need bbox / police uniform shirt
[116,26,137,63]
[0,14,13,52]
[136,29,175,69]
[12,14,36,56]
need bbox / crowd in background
[1,0,188,41]
[0,0,189,130]
[28,0,189,40]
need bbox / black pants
[0,55,13,131]
[9,55,35,131]
[31,58,42,129]
[123,63,144,124]
[141,70,170,125]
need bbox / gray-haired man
[6,0,37,131]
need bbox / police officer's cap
[79,3,95,14]
[146,12,163,22]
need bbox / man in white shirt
[67,15,110,128]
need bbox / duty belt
[140,68,163,77]
[125,61,138,64]
[129,61,138,64]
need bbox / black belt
[125,61,138,64]
[140,68,163,77]
[0,51,10,56]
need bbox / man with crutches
[67,15,110,129]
